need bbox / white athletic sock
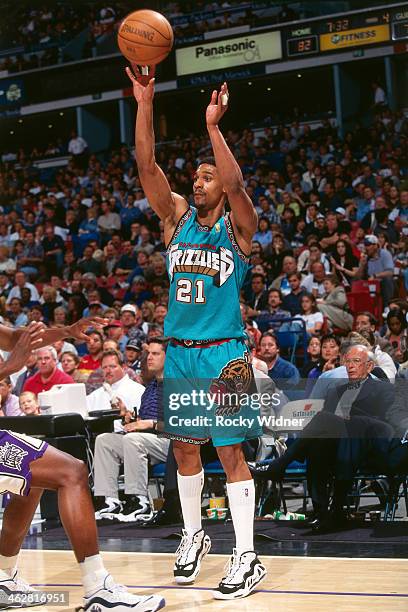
[0,554,18,578]
[79,554,109,597]
[227,479,255,556]
[177,470,204,536]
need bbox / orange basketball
[117,9,174,65]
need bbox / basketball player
[0,322,164,612]
[127,67,266,600]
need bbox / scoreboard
[284,6,408,59]
[174,5,407,83]
[0,4,406,108]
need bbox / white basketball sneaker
[212,549,267,600]
[0,568,40,608]
[173,528,211,584]
[94,497,123,521]
[82,575,165,612]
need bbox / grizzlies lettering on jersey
[165,208,249,340]
[168,245,234,287]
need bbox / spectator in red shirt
[23,346,74,394]
[78,330,104,379]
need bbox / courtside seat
[286,460,307,474]
[151,463,166,478]
[351,469,408,522]
[253,400,325,515]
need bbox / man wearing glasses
[255,344,394,531]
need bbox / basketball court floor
[18,549,408,611]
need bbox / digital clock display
[286,35,319,56]
[392,20,408,40]
[326,18,350,33]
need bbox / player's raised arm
[206,82,257,252]
[126,66,188,227]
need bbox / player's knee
[173,441,200,468]
[173,440,199,458]
[217,444,244,470]
[60,457,88,488]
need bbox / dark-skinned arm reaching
[206,82,258,254]
[0,317,106,353]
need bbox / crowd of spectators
[0,1,119,72]
[166,1,301,43]
[1,0,392,74]
[0,100,407,522]
[0,105,407,352]
[0,0,327,73]
[0,1,87,72]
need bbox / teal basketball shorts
[162,338,263,447]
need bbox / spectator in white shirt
[68,131,88,155]
[86,350,145,433]
[68,130,88,170]
[298,293,324,335]
[6,271,40,304]
[301,262,327,297]
[372,81,387,109]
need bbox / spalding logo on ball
[117,9,174,65]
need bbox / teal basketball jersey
[165,208,249,340]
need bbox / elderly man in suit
[252,344,395,530]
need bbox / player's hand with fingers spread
[125,63,155,103]
[25,321,47,346]
[206,82,229,127]
[68,317,108,342]
[7,330,39,374]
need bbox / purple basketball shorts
[0,430,48,496]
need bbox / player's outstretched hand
[25,321,47,346]
[206,81,229,127]
[68,317,108,342]
[125,64,156,102]
[7,328,41,374]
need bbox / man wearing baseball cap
[119,304,146,351]
[362,234,395,305]
[125,339,143,375]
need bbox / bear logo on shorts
[210,355,253,416]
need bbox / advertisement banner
[320,24,390,51]
[177,64,265,88]
[176,31,281,76]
